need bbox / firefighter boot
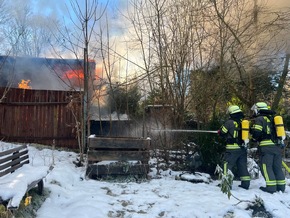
[238,181,250,190]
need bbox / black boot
[259,186,275,194]
[239,181,250,190]
[238,185,249,190]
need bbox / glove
[277,139,286,149]
[241,140,249,149]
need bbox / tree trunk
[272,54,290,111]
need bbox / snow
[0,164,49,208]
[0,143,50,208]
[1,141,290,218]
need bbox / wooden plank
[0,155,29,172]
[0,145,27,157]
[89,137,150,149]
[0,160,29,177]
[0,150,28,165]
[87,150,149,162]
[0,145,29,177]
[86,164,149,178]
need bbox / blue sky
[29,0,129,39]
[31,0,127,20]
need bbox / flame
[63,69,84,80]
[53,60,97,89]
[18,79,32,89]
[62,69,84,88]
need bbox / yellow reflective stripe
[263,163,270,181]
[277,180,286,185]
[253,124,263,131]
[224,162,228,176]
[226,144,240,149]
[264,117,271,134]
[266,181,277,186]
[233,121,238,138]
[259,140,275,146]
[240,176,251,181]
[221,126,228,133]
[262,163,277,186]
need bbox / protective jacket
[219,112,250,189]
[219,113,243,149]
[251,110,276,146]
[251,109,286,193]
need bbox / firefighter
[250,102,286,193]
[218,105,251,190]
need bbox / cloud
[32,0,68,17]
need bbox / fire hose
[151,129,218,134]
[282,161,290,173]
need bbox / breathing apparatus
[241,119,250,147]
[251,102,286,146]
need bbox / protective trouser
[259,145,286,193]
[223,148,251,189]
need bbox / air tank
[274,115,286,140]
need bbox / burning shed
[0,55,95,91]
[0,56,96,149]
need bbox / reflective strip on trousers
[259,140,275,146]
[277,180,286,185]
[262,163,277,186]
[226,144,240,149]
[240,176,251,181]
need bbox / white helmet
[251,102,268,115]
[227,105,242,115]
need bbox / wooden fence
[0,87,81,149]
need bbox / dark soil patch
[247,203,273,218]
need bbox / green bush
[187,117,225,175]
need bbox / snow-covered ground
[1,141,290,218]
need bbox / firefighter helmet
[251,102,268,115]
[227,105,242,114]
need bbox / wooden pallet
[86,137,150,179]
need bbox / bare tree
[0,0,27,102]
[126,0,206,126]
[272,54,290,111]
[50,0,107,163]
[124,0,212,168]
[0,0,60,57]
[207,0,290,112]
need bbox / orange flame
[64,69,84,80]
[18,79,32,89]
[56,60,98,89]
[62,69,84,88]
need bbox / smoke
[0,56,88,91]
[257,0,290,59]
[267,0,290,9]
